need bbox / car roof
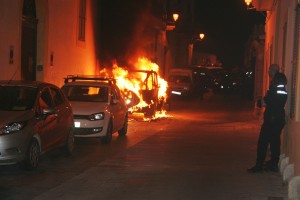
[0,80,55,88]
[63,81,112,87]
[63,75,117,87]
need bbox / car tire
[21,139,40,170]
[118,114,128,135]
[164,102,171,111]
[101,120,112,144]
[63,128,75,156]
[144,103,156,118]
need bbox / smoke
[98,0,162,69]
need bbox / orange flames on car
[100,57,169,119]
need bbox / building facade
[0,0,98,87]
[131,0,195,79]
[248,0,300,198]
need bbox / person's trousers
[256,121,284,167]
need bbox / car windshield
[169,75,191,83]
[62,85,108,102]
[0,86,37,111]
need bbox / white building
[249,0,300,198]
[0,0,98,87]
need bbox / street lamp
[191,33,205,42]
[245,0,252,6]
[172,13,179,22]
[244,0,255,10]
[244,0,267,16]
[199,33,205,40]
[188,33,205,65]
[165,13,180,31]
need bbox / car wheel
[63,128,75,156]
[144,103,156,118]
[101,120,112,144]
[21,139,40,170]
[118,114,128,135]
[164,102,171,111]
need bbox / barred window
[78,0,86,41]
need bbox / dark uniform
[248,72,288,173]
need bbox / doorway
[21,0,37,81]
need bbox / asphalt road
[0,91,288,200]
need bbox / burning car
[128,70,167,118]
[105,57,169,119]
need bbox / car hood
[0,110,33,126]
[70,101,109,115]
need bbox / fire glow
[100,57,169,119]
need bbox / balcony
[252,0,274,11]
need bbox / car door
[35,87,58,152]
[49,86,73,147]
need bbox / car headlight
[89,112,105,121]
[1,121,27,135]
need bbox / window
[0,86,37,111]
[62,85,108,102]
[78,0,86,41]
[50,87,64,106]
[40,88,53,110]
[112,87,120,100]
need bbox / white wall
[45,0,97,87]
[0,0,22,80]
[0,0,97,87]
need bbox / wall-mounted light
[245,0,252,6]
[244,0,255,10]
[165,13,179,31]
[244,0,267,16]
[172,13,179,22]
[190,33,205,44]
[199,33,205,40]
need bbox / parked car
[168,68,198,98]
[0,80,75,170]
[61,75,128,144]
[211,69,240,95]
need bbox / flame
[100,57,169,120]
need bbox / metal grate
[73,114,90,120]
[74,128,102,135]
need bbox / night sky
[97,0,265,67]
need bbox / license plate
[74,121,80,128]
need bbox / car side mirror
[35,108,55,120]
[43,108,56,115]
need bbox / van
[167,68,196,97]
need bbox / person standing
[248,64,288,173]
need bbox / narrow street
[0,91,288,200]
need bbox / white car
[61,75,128,144]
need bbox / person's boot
[247,165,263,173]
